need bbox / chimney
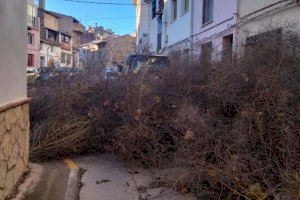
[39,0,45,9]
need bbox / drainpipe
[233,0,239,56]
[190,0,195,55]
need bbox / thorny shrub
[29,30,300,199]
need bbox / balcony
[27,16,40,30]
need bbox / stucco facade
[193,0,237,61]
[236,0,300,48]
[134,0,237,58]
[39,8,85,68]
[0,1,30,199]
[39,9,61,67]
[81,35,136,67]
[135,0,194,54]
[27,0,40,68]
[55,12,84,67]
[40,42,61,67]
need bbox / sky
[45,0,137,35]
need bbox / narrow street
[1,0,300,199]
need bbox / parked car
[38,67,51,80]
[27,67,39,82]
[126,55,170,74]
[53,67,77,76]
[103,66,122,80]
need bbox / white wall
[165,0,192,47]
[0,0,27,106]
[40,43,61,67]
[136,0,193,53]
[136,0,151,53]
[193,0,236,59]
[237,0,300,44]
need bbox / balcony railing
[27,16,40,30]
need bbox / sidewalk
[14,162,70,200]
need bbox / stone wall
[0,103,30,200]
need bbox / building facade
[80,35,136,67]
[193,0,237,61]
[135,0,300,59]
[0,0,30,199]
[39,8,62,67]
[49,11,85,67]
[134,0,237,58]
[81,26,115,44]
[236,0,300,52]
[27,0,40,68]
[38,0,85,68]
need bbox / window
[67,54,71,65]
[203,0,213,25]
[51,45,54,52]
[172,0,178,21]
[157,16,162,51]
[62,35,70,43]
[28,33,34,45]
[182,0,189,13]
[222,34,233,61]
[28,54,34,66]
[98,42,106,48]
[201,42,213,61]
[157,33,162,52]
[246,29,282,47]
[61,52,66,63]
[47,29,58,42]
[158,0,164,11]
[152,0,156,19]
[40,56,45,67]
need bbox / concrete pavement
[14,161,70,200]
[74,154,196,200]
[13,154,196,200]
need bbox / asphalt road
[18,154,196,200]
[74,154,196,200]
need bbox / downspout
[190,0,194,55]
[233,0,239,56]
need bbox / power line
[84,16,136,20]
[62,0,147,6]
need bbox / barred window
[203,0,213,25]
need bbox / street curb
[64,169,80,200]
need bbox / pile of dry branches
[29,31,300,199]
